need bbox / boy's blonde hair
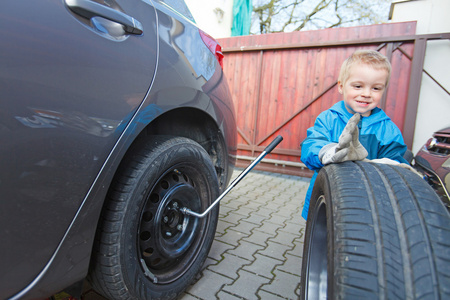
[338,50,392,86]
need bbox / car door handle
[65,0,143,35]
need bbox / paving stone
[183,269,233,300]
[222,269,271,300]
[226,240,264,261]
[228,220,259,235]
[280,221,303,236]
[178,293,198,300]
[269,229,298,247]
[237,199,262,210]
[254,221,283,236]
[273,206,298,218]
[287,212,306,225]
[260,269,301,300]
[242,253,282,279]
[232,206,254,217]
[276,252,303,275]
[202,257,219,270]
[208,253,250,279]
[286,237,304,258]
[242,213,267,225]
[295,283,302,299]
[208,239,235,261]
[236,186,257,195]
[216,219,235,235]
[263,190,282,198]
[257,290,289,299]
[215,229,249,247]
[221,200,242,211]
[253,206,276,217]
[216,291,245,300]
[257,241,292,261]
[220,211,247,225]
[220,194,239,205]
[241,230,274,246]
[265,213,288,226]
[219,205,235,216]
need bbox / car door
[0,0,157,298]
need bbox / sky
[250,0,393,33]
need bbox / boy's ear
[338,81,343,94]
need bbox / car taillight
[199,29,224,69]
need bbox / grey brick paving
[82,169,310,300]
[222,269,271,300]
[182,169,309,300]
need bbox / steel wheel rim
[305,195,328,299]
[137,166,207,284]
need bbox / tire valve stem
[177,224,183,231]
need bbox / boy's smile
[338,63,388,117]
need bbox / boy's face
[338,63,388,117]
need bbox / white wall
[390,0,450,153]
[184,0,233,38]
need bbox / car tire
[88,136,219,300]
[403,149,414,164]
[301,161,450,299]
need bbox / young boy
[300,50,408,220]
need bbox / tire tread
[316,161,450,299]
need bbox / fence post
[403,37,427,149]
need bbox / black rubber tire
[301,161,450,299]
[88,136,219,300]
[404,149,414,164]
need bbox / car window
[158,0,195,23]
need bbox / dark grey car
[0,0,236,299]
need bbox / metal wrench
[181,135,283,218]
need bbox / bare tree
[252,0,392,34]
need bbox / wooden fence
[218,22,448,176]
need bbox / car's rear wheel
[89,136,219,299]
[301,161,450,299]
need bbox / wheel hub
[155,184,200,257]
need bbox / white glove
[319,113,368,165]
[319,143,347,165]
[368,158,399,165]
[364,158,422,177]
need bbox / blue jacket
[301,101,407,219]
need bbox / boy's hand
[336,113,368,160]
[319,113,368,165]
[319,143,348,165]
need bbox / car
[414,127,450,209]
[0,0,236,299]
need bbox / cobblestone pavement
[82,169,310,300]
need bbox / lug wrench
[181,135,283,218]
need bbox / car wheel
[89,136,219,300]
[301,161,450,299]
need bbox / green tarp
[231,0,252,36]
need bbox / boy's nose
[361,88,371,97]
